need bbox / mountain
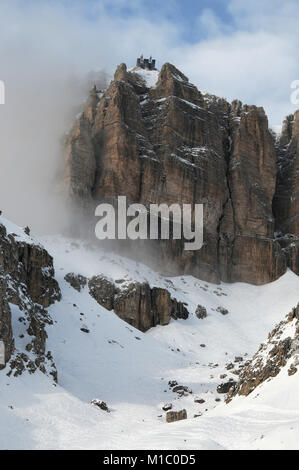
[65,61,294,285]
[1,60,299,450]
[273,111,299,275]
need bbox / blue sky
[85,0,235,43]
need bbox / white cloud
[195,8,232,38]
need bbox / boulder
[64,272,87,292]
[162,403,172,411]
[216,306,229,315]
[195,305,207,319]
[91,399,109,412]
[217,381,236,394]
[88,275,115,311]
[166,409,187,423]
[88,277,189,332]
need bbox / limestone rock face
[0,279,13,364]
[65,86,99,205]
[65,62,287,285]
[0,221,61,377]
[64,272,87,292]
[273,111,299,275]
[87,276,189,332]
[88,275,115,311]
[227,304,299,401]
[166,409,187,423]
[219,104,286,283]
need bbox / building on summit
[136,54,156,70]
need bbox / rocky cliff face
[273,111,299,275]
[65,62,288,285]
[65,273,189,332]
[0,219,61,379]
[227,303,299,400]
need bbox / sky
[0,0,298,123]
[0,0,299,230]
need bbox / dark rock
[0,280,14,366]
[172,385,192,395]
[162,403,172,411]
[88,274,189,332]
[168,380,178,388]
[195,305,207,319]
[216,306,229,315]
[88,275,115,311]
[0,222,61,375]
[166,409,187,423]
[194,398,205,404]
[273,111,299,275]
[91,399,109,412]
[227,303,299,400]
[80,328,90,333]
[288,365,297,376]
[234,356,243,363]
[217,381,236,394]
[170,298,189,320]
[114,282,171,332]
[64,272,87,292]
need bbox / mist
[0,0,175,234]
[0,5,110,233]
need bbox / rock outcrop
[0,220,61,378]
[64,272,87,292]
[65,62,287,285]
[86,275,189,332]
[0,278,13,364]
[166,409,187,423]
[273,111,299,275]
[195,305,207,319]
[227,304,299,401]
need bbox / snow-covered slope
[0,215,40,245]
[129,66,159,88]
[1,230,299,449]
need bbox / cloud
[195,8,232,38]
[173,1,299,125]
[0,0,179,232]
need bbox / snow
[271,125,282,137]
[170,153,196,167]
[129,66,159,89]
[1,233,299,449]
[0,214,41,246]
